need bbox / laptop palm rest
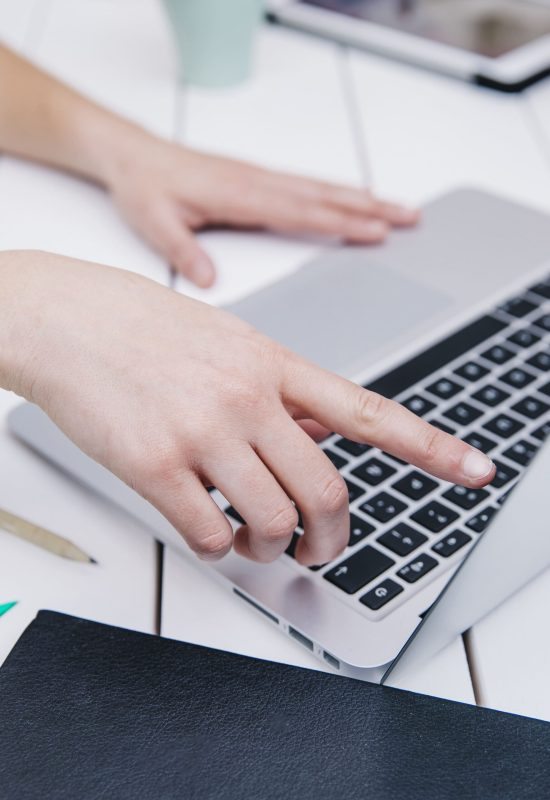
[224,249,450,376]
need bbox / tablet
[267,0,550,91]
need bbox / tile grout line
[156,55,188,637]
[336,44,373,188]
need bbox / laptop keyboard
[225,275,550,618]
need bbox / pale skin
[0,46,496,566]
[0,44,420,287]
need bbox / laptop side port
[323,651,340,670]
[288,626,314,651]
[233,588,278,624]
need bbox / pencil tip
[90,558,98,565]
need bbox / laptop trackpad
[224,248,451,376]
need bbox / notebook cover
[0,611,548,800]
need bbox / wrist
[73,105,160,191]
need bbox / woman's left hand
[106,135,420,287]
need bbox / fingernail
[394,204,420,223]
[462,449,494,481]
[192,255,215,287]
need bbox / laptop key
[532,421,550,442]
[351,457,396,487]
[480,344,515,365]
[377,523,427,556]
[499,367,536,389]
[454,361,490,382]
[483,414,524,439]
[511,397,550,420]
[432,530,472,558]
[429,419,456,435]
[533,313,550,332]
[345,479,365,504]
[502,439,538,467]
[425,377,463,400]
[392,470,439,501]
[382,451,407,466]
[411,501,459,533]
[526,351,550,372]
[359,492,407,524]
[360,578,403,610]
[333,437,371,458]
[466,506,498,533]
[529,280,550,300]
[444,402,483,426]
[462,431,498,454]
[499,297,538,318]
[322,449,348,470]
[443,485,489,510]
[507,328,541,349]
[349,514,376,546]
[397,554,438,583]
[324,546,395,594]
[491,460,520,489]
[401,395,436,417]
[471,385,510,407]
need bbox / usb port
[288,626,314,651]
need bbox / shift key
[324,546,394,594]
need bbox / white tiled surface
[1,0,550,716]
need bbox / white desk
[0,0,549,719]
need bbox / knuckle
[419,425,444,467]
[142,444,182,487]
[194,528,232,560]
[316,473,348,515]
[264,506,299,543]
[356,389,387,427]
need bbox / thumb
[170,227,216,289]
[152,205,216,287]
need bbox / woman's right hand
[0,251,495,567]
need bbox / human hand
[3,252,493,567]
[105,134,419,288]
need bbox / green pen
[0,601,17,618]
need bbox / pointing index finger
[283,361,495,488]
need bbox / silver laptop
[9,188,550,684]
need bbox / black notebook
[0,612,549,800]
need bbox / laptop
[267,0,550,92]
[9,187,550,684]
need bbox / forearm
[0,44,152,188]
[0,251,34,396]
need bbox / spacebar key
[324,546,395,594]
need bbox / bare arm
[0,43,420,287]
[0,43,131,184]
[0,250,495,566]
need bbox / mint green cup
[162,0,263,88]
